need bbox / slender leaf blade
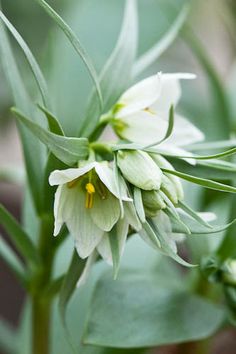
[0,204,40,266]
[12,108,89,165]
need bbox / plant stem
[177,338,211,354]
[32,298,51,354]
[31,215,55,354]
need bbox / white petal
[53,185,64,235]
[97,234,113,265]
[49,162,96,186]
[151,73,195,112]
[76,251,98,288]
[90,192,120,232]
[117,111,168,144]
[166,114,205,146]
[62,188,103,259]
[117,73,162,117]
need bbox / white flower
[112,72,204,153]
[49,161,140,260]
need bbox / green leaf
[170,157,236,181]
[0,8,45,213]
[0,235,26,283]
[188,140,236,151]
[133,5,189,77]
[108,227,121,280]
[12,108,89,165]
[0,318,17,354]
[37,104,64,135]
[83,0,138,138]
[0,10,50,108]
[83,275,225,348]
[148,146,236,161]
[0,204,40,266]
[163,168,236,193]
[35,0,102,111]
[178,200,212,229]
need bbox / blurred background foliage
[1,0,236,353]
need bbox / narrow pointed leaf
[162,168,236,193]
[0,10,50,107]
[35,0,102,111]
[109,227,120,280]
[0,204,40,266]
[12,108,89,165]
[37,104,64,135]
[178,200,212,229]
[0,235,26,283]
[133,5,189,77]
[0,319,18,354]
[83,0,138,137]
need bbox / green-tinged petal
[90,191,120,232]
[95,162,131,201]
[114,111,168,144]
[56,186,103,258]
[117,150,162,190]
[161,175,178,205]
[49,163,96,186]
[123,201,142,231]
[117,73,162,117]
[97,218,128,267]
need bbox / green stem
[31,214,55,354]
[32,298,51,354]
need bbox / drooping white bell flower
[49,161,137,259]
[111,72,204,150]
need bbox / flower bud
[142,190,166,216]
[117,150,162,190]
[151,154,184,200]
[161,174,178,205]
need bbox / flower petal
[95,162,131,201]
[90,191,120,232]
[97,218,129,266]
[53,184,65,235]
[49,162,96,186]
[116,111,168,144]
[166,114,205,146]
[152,73,195,112]
[117,73,162,117]
[62,188,103,259]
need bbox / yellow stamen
[85,183,95,209]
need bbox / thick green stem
[31,215,55,354]
[32,298,51,354]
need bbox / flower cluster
[49,72,210,269]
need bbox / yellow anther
[144,107,155,115]
[85,183,95,209]
[85,182,95,194]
